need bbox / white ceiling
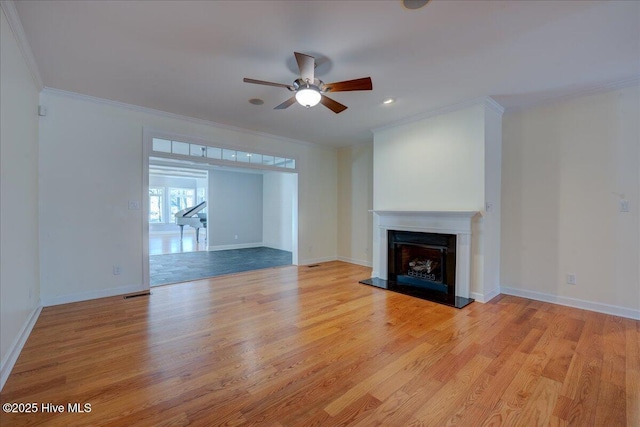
[13,0,640,147]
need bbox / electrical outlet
[128,200,140,210]
[113,266,122,275]
[234,234,238,240]
[485,202,493,212]
[566,274,576,285]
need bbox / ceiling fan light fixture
[295,87,321,108]
[244,52,372,113]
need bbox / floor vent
[124,291,151,299]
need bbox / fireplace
[360,210,477,308]
[388,230,456,296]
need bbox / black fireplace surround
[360,230,474,308]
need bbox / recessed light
[249,98,264,105]
[383,98,395,105]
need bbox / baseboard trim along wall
[41,284,146,307]
[207,242,264,251]
[337,256,372,268]
[471,287,501,304]
[299,256,338,266]
[1,303,42,391]
[501,286,640,320]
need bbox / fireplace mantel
[371,210,478,232]
[370,210,480,300]
[372,211,478,216]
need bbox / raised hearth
[361,211,478,308]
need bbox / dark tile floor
[150,247,292,286]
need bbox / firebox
[382,230,466,306]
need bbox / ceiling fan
[243,52,373,114]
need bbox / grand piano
[175,201,207,243]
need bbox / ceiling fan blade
[243,78,293,90]
[274,96,297,110]
[323,77,373,92]
[294,52,315,83]
[320,95,348,114]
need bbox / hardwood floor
[149,231,208,255]
[1,262,638,426]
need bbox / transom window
[151,138,296,171]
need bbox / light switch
[620,200,629,213]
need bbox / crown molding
[505,75,640,113]
[40,87,333,151]
[0,0,43,90]
[371,75,638,134]
[483,96,505,116]
[372,96,504,134]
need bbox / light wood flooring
[149,231,208,255]
[1,262,638,426]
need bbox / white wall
[0,7,41,387]
[371,100,503,301]
[480,106,503,299]
[502,85,640,317]
[38,90,337,305]
[373,104,485,211]
[208,170,263,248]
[337,143,373,266]
[263,171,296,252]
[297,146,338,264]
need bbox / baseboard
[1,302,42,391]
[299,256,338,266]
[471,287,501,303]
[149,230,188,236]
[500,286,640,320]
[263,245,293,252]
[41,284,147,307]
[207,242,263,251]
[337,256,372,268]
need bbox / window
[169,188,195,217]
[149,187,164,223]
[151,137,297,172]
[197,188,206,204]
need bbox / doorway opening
[143,131,299,288]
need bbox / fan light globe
[295,88,321,108]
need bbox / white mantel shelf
[371,210,480,216]
[371,210,480,235]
